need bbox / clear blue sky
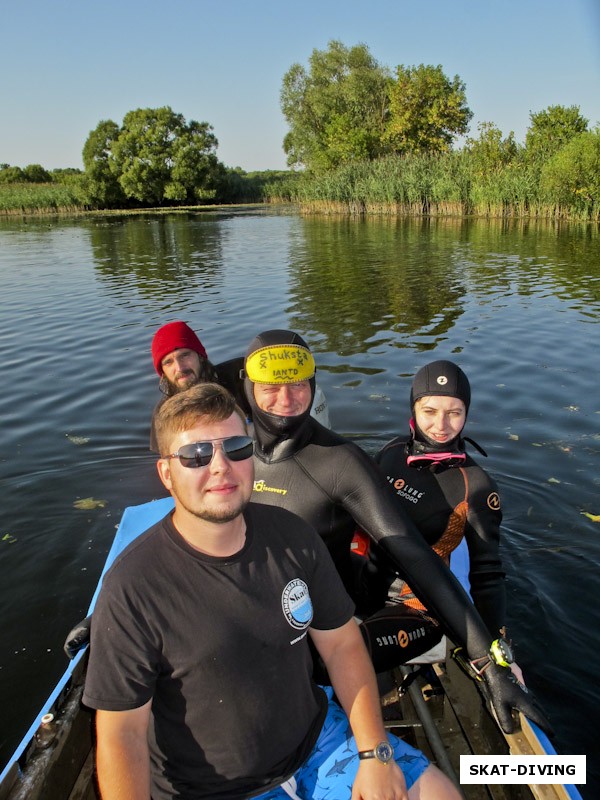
[2,0,599,172]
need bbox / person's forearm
[325,628,388,749]
[378,533,492,658]
[314,623,412,798]
[342,451,494,658]
[97,730,151,800]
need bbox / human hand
[510,661,525,686]
[483,661,552,735]
[63,615,92,659]
[351,759,408,800]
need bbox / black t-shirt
[83,503,354,800]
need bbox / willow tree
[111,107,221,204]
[281,40,390,172]
[82,119,125,207]
[385,64,472,154]
[525,105,589,168]
[540,130,600,216]
[82,107,223,207]
[466,122,519,174]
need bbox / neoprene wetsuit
[243,338,501,670]
[375,434,506,639]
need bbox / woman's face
[414,395,466,445]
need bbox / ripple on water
[1,213,599,792]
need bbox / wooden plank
[505,716,573,800]
[433,660,532,800]
[431,676,491,800]
[67,749,98,800]
[385,666,499,800]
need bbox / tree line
[1,39,598,217]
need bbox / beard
[170,476,252,525]
[174,370,200,390]
[160,357,219,397]
[163,370,200,395]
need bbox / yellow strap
[246,345,315,384]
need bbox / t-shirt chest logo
[281,579,313,630]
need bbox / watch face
[375,741,394,763]
[491,638,514,665]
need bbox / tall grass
[264,151,599,222]
[3,149,597,222]
[0,182,85,214]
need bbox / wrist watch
[490,637,514,668]
[358,740,394,764]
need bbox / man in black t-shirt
[84,382,458,800]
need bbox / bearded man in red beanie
[151,321,218,396]
[149,322,221,451]
[149,321,256,451]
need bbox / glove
[63,615,92,659]
[482,661,553,736]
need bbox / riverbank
[264,149,600,223]
[0,183,273,217]
[2,193,594,222]
[0,182,85,215]
[2,155,598,223]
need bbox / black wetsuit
[375,435,506,638]
[249,411,499,669]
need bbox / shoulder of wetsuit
[214,356,251,417]
[375,435,408,463]
[303,416,345,444]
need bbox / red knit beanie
[151,321,208,375]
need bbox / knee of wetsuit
[359,606,443,673]
[63,615,92,659]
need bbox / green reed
[266,152,598,222]
[0,182,85,214]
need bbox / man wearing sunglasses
[243,329,550,739]
[83,383,458,800]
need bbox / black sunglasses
[164,436,254,468]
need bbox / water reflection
[90,214,226,299]
[0,210,599,795]
[287,217,466,354]
[287,217,600,362]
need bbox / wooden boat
[0,498,584,800]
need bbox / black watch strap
[358,741,393,764]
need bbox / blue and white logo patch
[282,579,313,630]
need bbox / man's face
[161,348,202,392]
[253,381,312,417]
[157,413,253,524]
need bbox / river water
[0,209,598,795]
